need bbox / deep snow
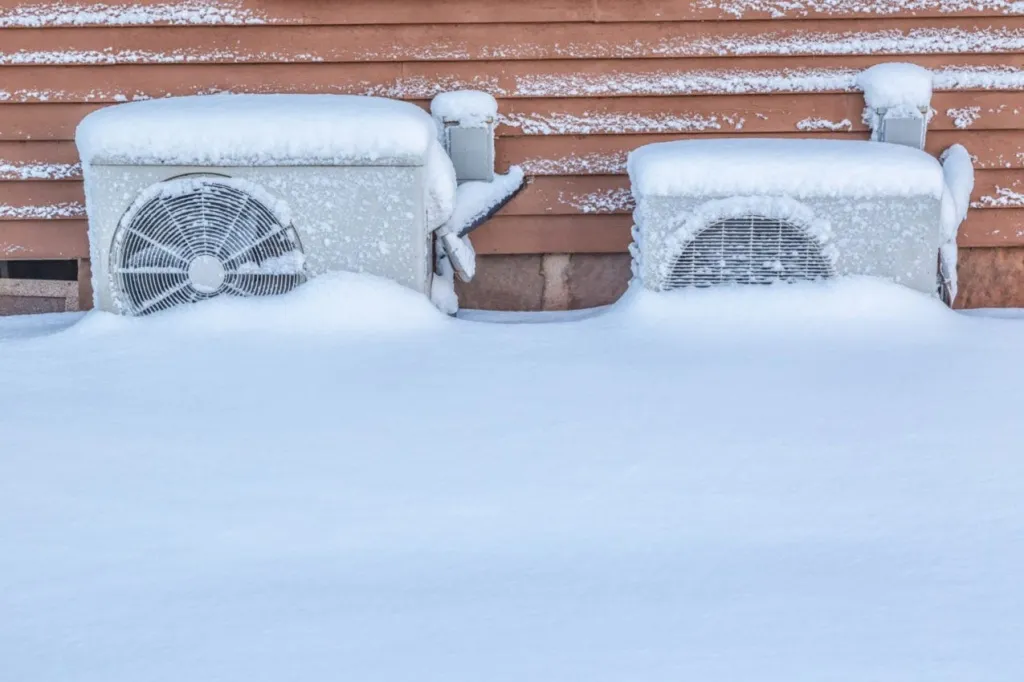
[1,274,1023,682]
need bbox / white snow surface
[855,62,935,109]
[447,166,525,237]
[628,138,945,199]
[76,94,440,166]
[430,90,499,126]
[2,274,1024,682]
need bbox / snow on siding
[4,67,1024,104]
[796,118,854,131]
[947,106,983,129]
[0,162,82,181]
[0,1,267,27]
[515,68,859,97]
[706,0,1024,19]
[561,188,634,215]
[972,186,1024,208]
[0,202,86,219]
[6,27,1024,64]
[520,154,627,175]
[500,111,745,135]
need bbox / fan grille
[111,178,306,315]
[665,215,834,290]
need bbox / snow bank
[76,94,440,166]
[67,272,446,338]
[855,62,934,110]
[447,166,525,237]
[613,276,956,336]
[2,273,1024,682]
[628,138,945,199]
[430,90,498,127]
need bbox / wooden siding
[2,0,1024,307]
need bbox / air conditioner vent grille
[111,178,306,316]
[666,215,834,290]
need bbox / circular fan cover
[111,177,307,315]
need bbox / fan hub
[188,255,226,294]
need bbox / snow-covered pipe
[938,144,975,305]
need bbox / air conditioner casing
[628,139,948,295]
[76,95,461,315]
[86,165,433,314]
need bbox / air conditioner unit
[76,94,473,316]
[627,139,950,296]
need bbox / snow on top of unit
[76,94,440,166]
[628,138,945,199]
[430,90,499,127]
[855,63,934,109]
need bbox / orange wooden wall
[1,0,1023,307]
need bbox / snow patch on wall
[796,117,853,131]
[0,162,82,181]
[947,106,982,129]
[7,27,1024,64]
[0,1,267,27]
[520,154,627,175]
[0,202,86,219]
[516,68,858,97]
[562,188,634,215]
[704,0,1024,19]
[972,186,1024,208]
[500,111,744,135]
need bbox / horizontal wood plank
[7,130,1024,185]
[2,56,1024,103]
[1,0,1018,28]
[3,93,1024,143]
[3,19,1024,64]
[0,219,87,258]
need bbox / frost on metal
[0,1,268,27]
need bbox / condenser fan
[110,177,307,315]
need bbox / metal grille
[665,215,834,290]
[111,179,306,316]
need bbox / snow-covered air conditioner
[76,94,523,316]
[627,139,956,296]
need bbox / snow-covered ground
[1,274,1023,682]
